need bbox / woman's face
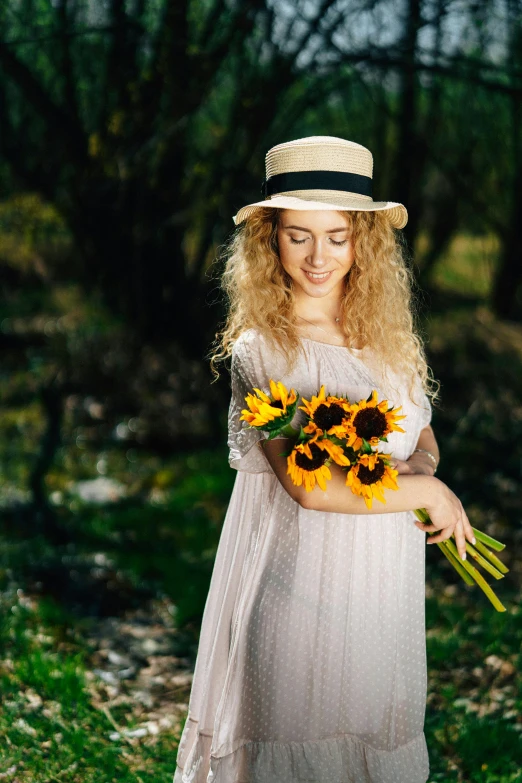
[276,209,355,300]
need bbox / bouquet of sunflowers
[240,379,509,613]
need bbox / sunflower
[240,378,298,429]
[299,385,351,438]
[346,452,399,509]
[287,431,351,492]
[314,436,352,467]
[287,441,332,492]
[344,390,406,450]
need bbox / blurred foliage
[1,0,522,361]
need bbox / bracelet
[412,448,438,473]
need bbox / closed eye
[289,237,348,246]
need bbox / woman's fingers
[425,524,455,545]
[414,521,437,532]
[428,520,467,560]
[391,459,413,474]
[452,518,467,560]
[461,507,476,544]
[414,490,474,559]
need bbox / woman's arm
[259,435,475,559]
[260,436,438,514]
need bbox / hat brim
[232,195,408,229]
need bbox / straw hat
[232,135,408,229]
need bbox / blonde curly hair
[208,207,439,406]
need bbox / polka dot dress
[173,328,432,783]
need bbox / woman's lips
[302,269,333,284]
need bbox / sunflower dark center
[353,407,387,440]
[270,399,284,409]
[357,460,386,485]
[295,442,327,471]
[313,403,345,431]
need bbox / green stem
[279,423,300,438]
[414,508,507,611]
[444,539,507,612]
[463,542,505,580]
[472,539,509,574]
[438,541,475,584]
[471,527,506,552]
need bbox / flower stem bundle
[240,379,509,612]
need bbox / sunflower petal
[363,492,373,509]
[371,482,386,503]
[253,386,271,403]
[268,379,280,400]
[316,470,328,491]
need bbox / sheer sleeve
[395,365,432,433]
[415,379,432,430]
[227,329,302,473]
[420,393,432,430]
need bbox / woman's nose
[307,239,327,267]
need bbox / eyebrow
[282,224,348,233]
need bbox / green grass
[1,569,520,781]
[0,448,235,781]
[0,591,181,782]
[423,576,522,781]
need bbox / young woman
[173,136,475,783]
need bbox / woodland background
[1,0,521,780]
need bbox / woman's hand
[389,454,435,476]
[413,477,475,559]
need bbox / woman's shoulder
[231,327,273,361]
[232,327,295,380]
[232,327,259,351]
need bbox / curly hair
[207,207,439,406]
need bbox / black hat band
[261,170,373,199]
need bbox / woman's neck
[294,314,349,347]
[293,295,342,325]
[292,300,365,350]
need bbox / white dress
[173,328,432,783]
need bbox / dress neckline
[300,336,364,352]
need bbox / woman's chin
[296,277,341,298]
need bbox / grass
[0,448,235,781]
[0,540,520,781]
[0,589,181,782]
[423,578,522,781]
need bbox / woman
[173,136,475,783]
